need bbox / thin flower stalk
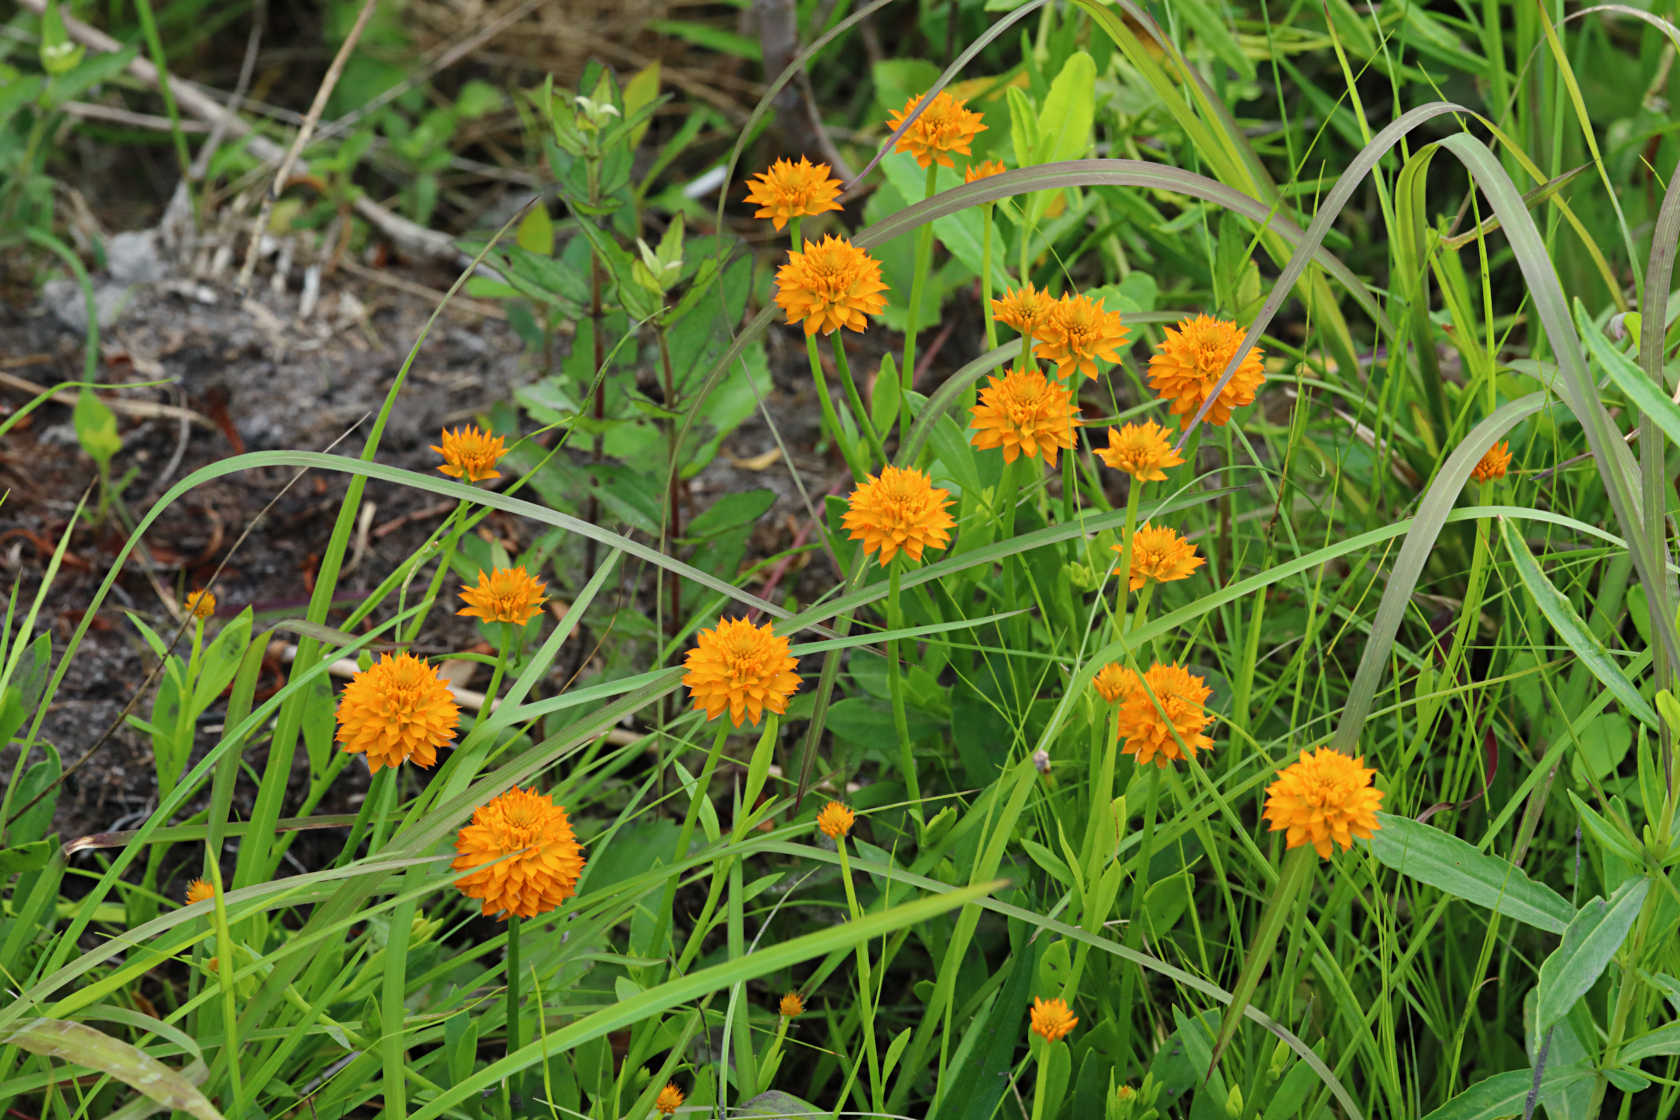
[789,215,869,481]
[655,721,735,955]
[901,160,939,438]
[886,561,921,825]
[830,810,885,1114]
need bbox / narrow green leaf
[1536,877,1650,1033]
[1367,813,1573,934]
[1500,518,1658,728]
[1208,846,1316,1075]
[1620,1021,1680,1065]
[1565,791,1642,866]
[3,1018,223,1120]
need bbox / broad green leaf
[1006,85,1037,171]
[3,1018,222,1120]
[1367,812,1573,933]
[872,353,902,439]
[684,490,776,540]
[1419,1067,1594,1120]
[515,203,554,256]
[1500,518,1657,728]
[73,388,119,468]
[622,62,661,149]
[1566,791,1641,865]
[1535,877,1650,1033]
[1620,1021,1680,1065]
[1034,50,1096,161]
[737,1091,824,1117]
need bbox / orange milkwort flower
[1114,524,1205,591]
[1029,996,1078,1042]
[682,616,801,727]
[817,800,855,839]
[335,652,460,772]
[773,235,888,336]
[1036,293,1130,380]
[185,879,215,905]
[885,90,987,169]
[458,566,548,626]
[779,991,805,1017]
[451,786,586,919]
[1263,747,1384,858]
[1113,663,1214,767]
[184,589,216,621]
[1092,663,1130,704]
[432,425,508,483]
[969,366,1081,466]
[964,159,1007,183]
[1095,421,1184,481]
[1470,440,1512,484]
[744,157,844,230]
[1146,314,1266,429]
[842,465,955,565]
[991,283,1055,339]
[654,1083,685,1115]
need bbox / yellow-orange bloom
[1115,524,1204,591]
[1114,663,1213,767]
[1095,422,1184,481]
[1263,747,1384,858]
[1471,440,1512,484]
[1092,663,1130,703]
[1029,996,1077,1043]
[774,235,888,336]
[817,800,855,839]
[744,157,844,230]
[184,589,216,621]
[991,283,1055,338]
[965,159,1007,183]
[886,90,986,169]
[969,367,1080,466]
[1146,314,1266,429]
[682,616,801,727]
[458,566,548,626]
[432,425,508,483]
[185,878,215,905]
[842,465,955,565]
[1036,293,1130,380]
[655,1083,685,1115]
[451,786,586,919]
[335,652,460,772]
[779,991,805,1017]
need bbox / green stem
[837,837,884,1113]
[900,163,940,439]
[807,332,867,481]
[505,914,523,1116]
[886,563,922,825]
[470,625,515,737]
[1029,1041,1051,1120]
[653,722,732,963]
[405,501,471,645]
[981,203,998,354]
[833,336,887,465]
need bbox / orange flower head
[1471,440,1512,484]
[842,465,955,566]
[779,991,805,1017]
[1263,747,1384,858]
[1146,314,1266,429]
[886,90,987,169]
[969,366,1081,466]
[1029,996,1077,1043]
[1115,524,1204,591]
[184,589,216,621]
[683,616,801,727]
[185,878,215,905]
[432,425,508,483]
[458,566,548,626]
[1092,663,1130,704]
[774,235,888,336]
[654,1083,685,1115]
[1095,422,1184,481]
[1114,662,1213,767]
[451,786,586,919]
[991,283,1055,338]
[744,157,844,230]
[965,159,1007,184]
[817,800,855,839]
[1036,293,1130,380]
[335,652,460,772]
